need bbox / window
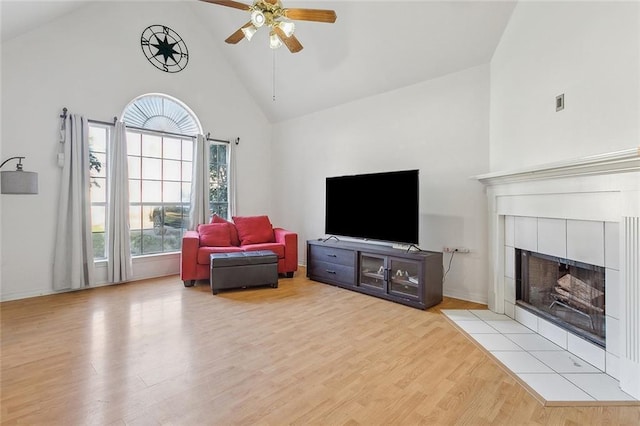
[122,94,200,135]
[90,125,194,259]
[89,94,232,261]
[209,142,229,218]
[127,130,193,255]
[89,124,109,260]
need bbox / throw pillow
[211,214,240,246]
[198,223,232,247]
[232,215,275,245]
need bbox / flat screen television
[325,169,419,244]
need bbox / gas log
[553,274,604,313]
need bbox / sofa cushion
[198,223,232,247]
[211,214,240,246]
[232,215,275,245]
[241,243,285,259]
[197,246,244,265]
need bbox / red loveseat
[180,215,298,287]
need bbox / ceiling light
[279,21,295,37]
[241,25,257,41]
[269,31,282,49]
[250,10,266,28]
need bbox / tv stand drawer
[308,260,355,286]
[308,244,355,267]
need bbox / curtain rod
[89,118,118,126]
[61,107,119,128]
[206,132,236,145]
[60,107,235,144]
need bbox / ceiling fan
[200,0,337,53]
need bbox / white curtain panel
[229,140,237,217]
[189,134,210,229]
[53,114,95,290]
[107,121,133,283]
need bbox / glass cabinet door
[359,254,386,291]
[389,257,421,300]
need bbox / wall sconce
[0,156,39,194]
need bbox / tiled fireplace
[477,148,640,399]
[504,216,617,374]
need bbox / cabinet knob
[327,254,337,258]
[325,269,336,274]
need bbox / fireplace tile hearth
[470,333,522,351]
[467,309,511,321]
[492,351,554,373]
[443,309,639,405]
[530,350,600,374]
[517,373,594,402]
[486,319,534,334]
[453,320,498,334]
[506,333,563,351]
[562,373,637,401]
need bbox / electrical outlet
[556,94,565,111]
[443,247,470,253]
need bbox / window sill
[94,251,180,264]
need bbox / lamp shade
[279,21,295,37]
[251,10,266,27]
[241,25,257,41]
[1,170,38,194]
[269,31,283,49]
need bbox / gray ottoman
[210,250,278,295]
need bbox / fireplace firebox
[516,249,606,347]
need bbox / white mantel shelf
[475,147,640,185]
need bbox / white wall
[0,1,272,301]
[271,65,491,303]
[490,1,640,171]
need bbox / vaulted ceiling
[1,0,517,123]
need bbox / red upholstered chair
[180,215,298,287]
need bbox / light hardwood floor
[2,270,639,425]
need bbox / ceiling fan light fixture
[269,31,283,49]
[279,21,295,37]
[204,0,337,54]
[241,25,257,41]
[250,10,266,27]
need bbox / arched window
[90,94,231,260]
[122,93,202,135]
[116,94,202,256]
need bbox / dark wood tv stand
[307,239,443,310]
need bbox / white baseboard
[1,253,181,302]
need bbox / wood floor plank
[2,270,640,425]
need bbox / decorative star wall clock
[140,25,189,73]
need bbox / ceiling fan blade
[199,0,251,11]
[225,22,252,44]
[283,8,337,23]
[274,27,303,53]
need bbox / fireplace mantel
[476,147,640,185]
[477,146,640,399]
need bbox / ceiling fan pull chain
[272,50,277,102]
